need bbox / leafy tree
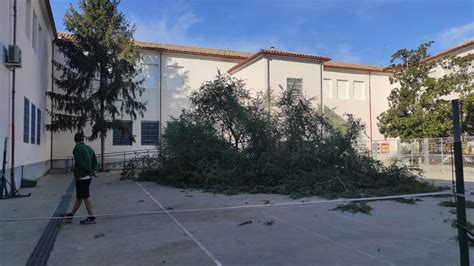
[378,41,474,138]
[122,72,441,199]
[48,0,146,170]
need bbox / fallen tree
[123,72,444,198]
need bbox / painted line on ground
[261,211,395,266]
[329,211,474,256]
[26,178,75,266]
[0,190,452,222]
[135,182,223,266]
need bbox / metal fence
[364,136,474,174]
[64,148,158,172]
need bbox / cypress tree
[48,0,146,170]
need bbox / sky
[50,0,474,66]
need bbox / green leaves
[379,42,474,138]
[141,72,442,198]
[49,0,146,140]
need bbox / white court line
[261,211,395,266]
[0,191,451,222]
[330,211,474,257]
[135,182,222,266]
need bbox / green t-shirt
[73,143,98,179]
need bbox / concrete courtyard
[1,170,472,266]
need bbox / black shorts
[75,179,92,199]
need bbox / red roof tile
[228,49,331,74]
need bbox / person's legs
[83,198,94,216]
[71,198,83,215]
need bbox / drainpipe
[10,0,18,192]
[320,63,324,113]
[50,40,55,168]
[159,50,163,142]
[266,56,271,114]
[368,71,373,156]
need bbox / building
[1,0,473,189]
[1,0,56,190]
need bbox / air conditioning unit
[4,45,22,69]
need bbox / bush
[124,72,444,198]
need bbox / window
[25,0,31,39]
[113,121,133,146]
[32,11,38,52]
[323,79,332,99]
[24,98,30,143]
[353,81,365,100]
[337,80,349,100]
[141,122,160,145]
[139,64,160,89]
[31,104,36,144]
[36,109,41,145]
[287,78,303,101]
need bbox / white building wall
[161,53,240,122]
[0,1,12,162]
[322,68,394,141]
[268,57,322,106]
[231,58,266,97]
[368,72,395,141]
[52,51,240,160]
[0,0,55,187]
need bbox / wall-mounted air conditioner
[4,45,22,69]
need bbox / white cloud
[438,22,474,48]
[130,1,201,45]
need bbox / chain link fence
[362,136,474,179]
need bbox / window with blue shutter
[24,98,30,143]
[37,109,41,145]
[31,104,36,144]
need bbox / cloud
[130,1,201,45]
[437,22,474,48]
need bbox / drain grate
[26,179,75,266]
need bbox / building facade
[1,0,56,190]
[1,0,473,189]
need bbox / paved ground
[1,170,473,266]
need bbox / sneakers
[63,213,96,224]
[63,213,74,224]
[79,216,96,225]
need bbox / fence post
[452,99,470,266]
[423,138,429,172]
[373,142,378,160]
[440,138,444,173]
[396,139,401,161]
[123,151,126,168]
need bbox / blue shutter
[31,104,36,144]
[37,109,41,145]
[24,98,30,143]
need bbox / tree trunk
[100,134,105,172]
[100,100,105,171]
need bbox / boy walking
[65,132,98,224]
